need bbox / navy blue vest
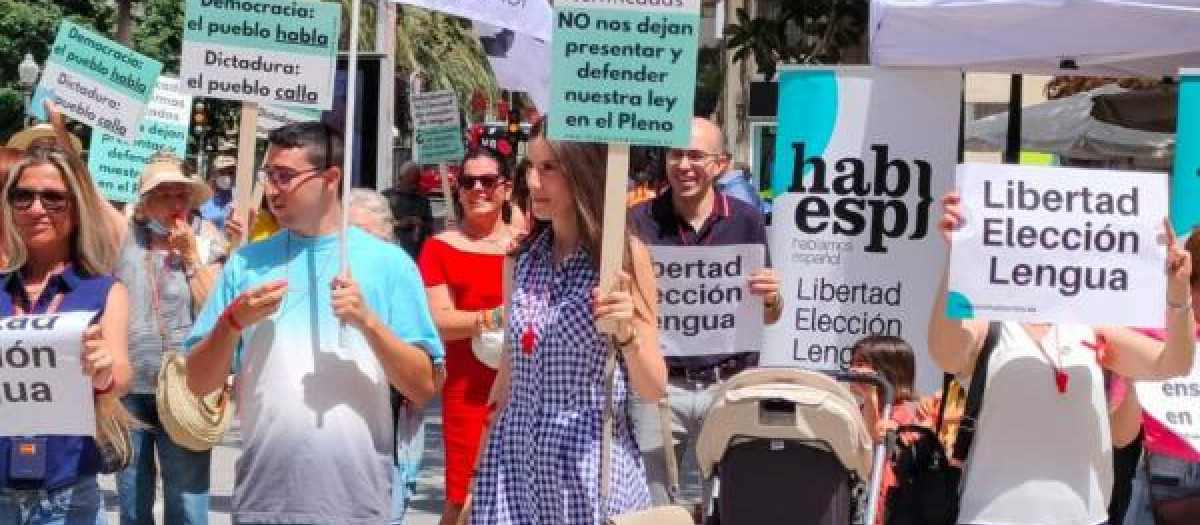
[0,266,111,490]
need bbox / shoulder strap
[934,372,954,434]
[951,321,1002,463]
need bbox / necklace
[519,245,556,356]
[282,231,339,307]
[1029,325,1069,395]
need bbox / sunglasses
[457,174,504,190]
[8,188,71,213]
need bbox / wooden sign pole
[232,101,259,248]
[596,143,630,335]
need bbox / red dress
[417,237,502,505]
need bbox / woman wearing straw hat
[112,154,222,525]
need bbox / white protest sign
[0,312,96,437]
[180,0,341,109]
[256,104,322,138]
[30,21,163,141]
[652,245,765,357]
[948,163,1168,327]
[410,90,465,165]
[88,77,193,203]
[762,67,961,394]
[395,0,553,40]
[1136,346,1200,461]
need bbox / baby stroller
[696,367,893,525]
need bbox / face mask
[145,219,169,236]
[215,175,233,191]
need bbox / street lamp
[18,53,42,126]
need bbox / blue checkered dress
[470,231,652,525]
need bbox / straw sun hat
[137,156,212,209]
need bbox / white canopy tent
[870,0,1200,77]
[966,84,1175,163]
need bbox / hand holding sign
[593,271,636,343]
[330,274,372,330]
[82,324,114,389]
[747,268,781,298]
[938,191,964,242]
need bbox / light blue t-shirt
[185,227,444,525]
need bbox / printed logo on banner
[1173,71,1200,234]
[0,312,97,437]
[180,0,341,109]
[947,163,1168,327]
[410,90,465,165]
[762,67,961,394]
[30,21,163,141]
[88,77,193,203]
[651,245,765,357]
[548,0,701,147]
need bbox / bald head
[690,117,725,155]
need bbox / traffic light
[504,108,525,158]
[192,100,208,135]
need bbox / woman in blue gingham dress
[470,124,665,525]
[470,231,650,524]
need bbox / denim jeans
[633,376,719,507]
[1124,451,1200,525]
[116,393,212,525]
[0,477,107,525]
[389,402,425,525]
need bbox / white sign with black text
[0,312,97,437]
[948,163,1168,327]
[651,245,764,357]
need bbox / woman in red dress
[417,147,517,525]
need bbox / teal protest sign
[180,0,341,109]
[1174,70,1200,235]
[410,90,465,164]
[547,0,700,147]
[87,77,192,203]
[31,20,162,141]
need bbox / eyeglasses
[457,174,503,191]
[258,166,325,187]
[8,188,71,213]
[666,149,725,166]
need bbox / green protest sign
[410,90,465,164]
[87,77,192,203]
[31,20,162,141]
[180,0,341,109]
[548,0,700,147]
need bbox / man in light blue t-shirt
[184,122,444,525]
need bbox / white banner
[395,0,553,40]
[651,245,765,357]
[0,312,97,437]
[762,67,962,394]
[1136,346,1200,461]
[475,22,550,110]
[948,163,1168,327]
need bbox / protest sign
[652,245,764,357]
[547,0,700,147]
[396,0,553,40]
[0,312,97,437]
[1137,335,1200,462]
[180,0,340,109]
[410,90,465,164]
[1173,69,1200,234]
[761,67,960,394]
[88,77,192,203]
[256,104,322,138]
[30,21,162,141]
[947,163,1168,327]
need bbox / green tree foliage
[0,0,112,140]
[725,0,867,80]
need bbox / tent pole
[1004,74,1023,164]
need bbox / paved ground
[99,403,447,525]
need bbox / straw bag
[601,338,692,525]
[156,350,232,452]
